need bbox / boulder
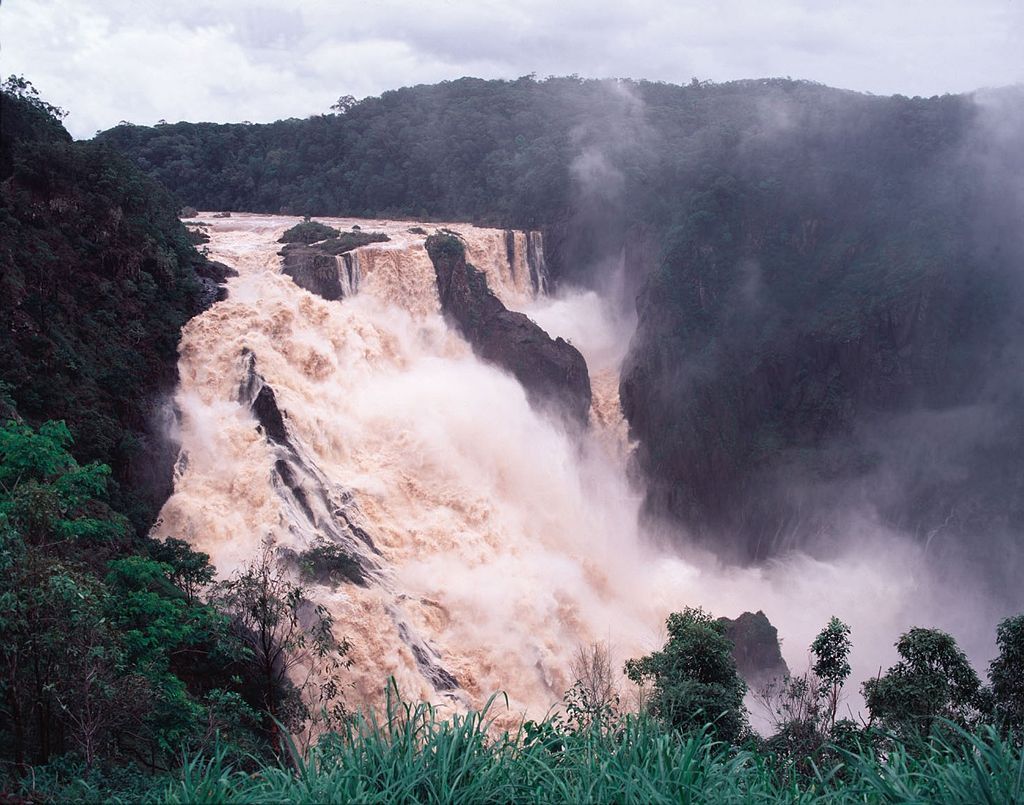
[718,610,789,690]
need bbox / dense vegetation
[4,583,1022,802]
[97,77,1024,569]
[52,706,1024,803]
[1,78,214,529]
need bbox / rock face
[619,93,1024,569]
[280,245,346,301]
[425,233,591,427]
[195,259,238,305]
[278,231,388,301]
[718,611,789,690]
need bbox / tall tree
[624,607,747,742]
[989,614,1024,738]
[863,627,982,741]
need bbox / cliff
[621,88,1024,565]
[425,233,591,427]
[0,87,229,531]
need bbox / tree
[0,420,135,767]
[811,616,852,730]
[565,640,619,731]
[0,420,261,773]
[150,536,215,605]
[624,607,747,742]
[215,540,350,753]
[863,627,982,741]
[989,614,1024,738]
[1,75,67,120]
[755,617,854,775]
[330,94,357,115]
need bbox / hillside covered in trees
[100,77,1024,578]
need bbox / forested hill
[1,80,223,530]
[97,77,1024,576]
[0,80,283,777]
[94,76,985,287]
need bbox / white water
[160,213,988,727]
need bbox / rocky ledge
[425,233,591,427]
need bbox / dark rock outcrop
[237,349,381,586]
[280,244,345,300]
[719,611,789,690]
[195,259,238,304]
[425,233,591,426]
[278,232,388,301]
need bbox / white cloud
[3,0,1022,138]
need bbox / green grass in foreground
[17,695,1020,804]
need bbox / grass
[157,698,1022,804]
[9,695,1022,803]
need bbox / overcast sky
[4,0,1023,139]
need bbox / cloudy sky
[5,0,1023,139]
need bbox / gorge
[155,212,1011,723]
[3,73,1023,795]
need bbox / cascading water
[160,213,987,727]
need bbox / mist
[147,200,1018,737]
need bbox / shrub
[278,217,340,244]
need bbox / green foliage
[425,231,466,261]
[154,698,1023,804]
[0,76,69,177]
[316,230,390,254]
[1,81,210,533]
[754,618,856,780]
[150,536,216,604]
[811,617,852,729]
[215,541,352,748]
[624,607,747,742]
[297,537,365,585]
[990,614,1024,738]
[0,420,261,777]
[0,419,127,545]
[278,218,340,243]
[863,627,983,742]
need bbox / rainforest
[1,68,1023,802]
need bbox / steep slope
[0,86,229,529]
[425,233,591,426]
[621,87,1024,568]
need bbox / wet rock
[425,233,591,427]
[278,233,388,301]
[280,244,345,301]
[718,610,789,690]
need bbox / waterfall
[526,231,550,295]
[341,252,360,297]
[158,212,950,728]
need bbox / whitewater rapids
[158,213,990,727]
